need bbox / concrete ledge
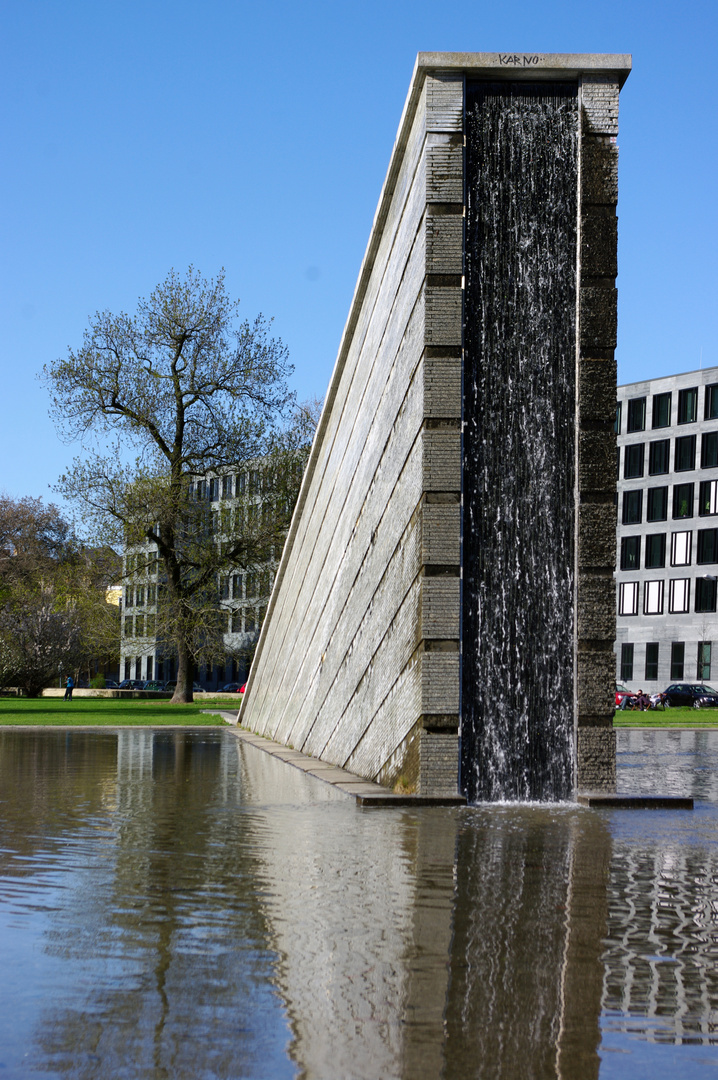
[229,725,465,806]
[577,793,694,809]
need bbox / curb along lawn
[0,697,236,726]
[614,706,718,727]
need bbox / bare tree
[42,267,297,703]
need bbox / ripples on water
[0,728,717,1078]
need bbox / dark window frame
[652,392,672,429]
[645,533,666,569]
[620,535,641,571]
[627,397,646,433]
[623,489,643,525]
[620,643,634,682]
[675,434,697,472]
[678,387,698,425]
[645,642,659,681]
[670,642,685,681]
[672,483,694,519]
[624,443,645,479]
[648,439,670,475]
[647,486,668,522]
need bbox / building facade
[616,366,718,691]
[119,468,275,690]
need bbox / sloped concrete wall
[240,69,464,794]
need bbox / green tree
[43,267,297,703]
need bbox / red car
[615,683,636,707]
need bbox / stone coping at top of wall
[203,713,466,807]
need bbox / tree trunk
[171,634,194,704]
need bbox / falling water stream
[462,81,579,802]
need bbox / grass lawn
[0,696,237,726]
[614,706,718,727]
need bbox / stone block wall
[242,54,630,798]
[240,71,464,794]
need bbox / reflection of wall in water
[444,810,610,1080]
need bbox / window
[135,656,142,681]
[673,483,694,519]
[147,584,156,605]
[622,490,643,525]
[648,439,670,475]
[705,384,718,420]
[146,614,156,637]
[124,616,133,637]
[245,608,256,633]
[620,643,634,682]
[645,533,666,569]
[645,642,659,681]
[222,475,233,499]
[624,444,644,479]
[699,480,718,516]
[652,392,672,428]
[135,614,144,638]
[670,642,685,680]
[670,531,692,566]
[136,585,144,606]
[231,611,242,633]
[669,579,690,614]
[678,387,698,424]
[696,577,718,613]
[675,435,696,471]
[647,487,668,522]
[220,577,230,600]
[701,432,718,469]
[209,478,219,501]
[124,587,133,608]
[627,397,646,433]
[146,656,153,682]
[644,580,664,615]
[615,403,622,434]
[697,528,718,564]
[698,642,712,681]
[232,574,243,600]
[618,582,639,616]
[620,536,640,571]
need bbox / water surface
[0,728,717,1078]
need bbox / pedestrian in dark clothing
[64,676,74,701]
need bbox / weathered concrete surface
[241,53,630,798]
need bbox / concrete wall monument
[240,53,631,799]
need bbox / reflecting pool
[0,728,717,1078]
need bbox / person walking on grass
[64,676,74,701]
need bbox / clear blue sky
[1,0,716,504]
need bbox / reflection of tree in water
[19,731,294,1080]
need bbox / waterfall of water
[461,80,579,802]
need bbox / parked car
[143,681,166,692]
[103,679,119,689]
[615,683,635,707]
[118,679,146,690]
[221,682,244,693]
[662,683,718,708]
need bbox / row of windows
[621,480,718,524]
[123,614,157,638]
[124,583,157,608]
[220,571,273,600]
[122,606,268,639]
[617,384,718,435]
[618,577,717,616]
[620,530,718,569]
[125,552,159,576]
[621,432,718,479]
[190,472,262,501]
[619,641,712,682]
